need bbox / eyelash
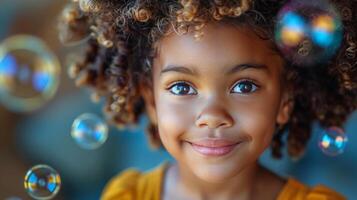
[166,79,260,96]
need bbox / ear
[139,79,158,125]
[276,88,294,125]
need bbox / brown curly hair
[58,0,356,159]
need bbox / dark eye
[168,82,197,95]
[231,80,259,94]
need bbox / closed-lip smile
[187,138,242,156]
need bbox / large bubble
[275,0,343,66]
[318,127,348,156]
[0,35,60,112]
[24,165,61,200]
[71,113,109,149]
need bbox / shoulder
[307,184,346,200]
[277,177,346,200]
[100,168,141,200]
[100,162,169,200]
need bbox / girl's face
[141,22,292,183]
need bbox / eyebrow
[160,63,269,76]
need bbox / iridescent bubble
[0,35,60,112]
[24,165,61,200]
[79,0,100,13]
[71,113,109,149]
[318,127,348,156]
[58,3,91,46]
[275,0,343,66]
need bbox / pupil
[177,83,189,94]
[240,82,252,92]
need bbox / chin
[192,163,242,184]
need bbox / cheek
[245,115,276,151]
[234,94,281,150]
[155,93,195,151]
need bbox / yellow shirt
[100,162,346,200]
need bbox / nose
[195,101,234,129]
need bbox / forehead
[153,22,283,74]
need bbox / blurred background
[0,0,356,199]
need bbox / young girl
[59,0,356,199]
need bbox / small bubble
[24,165,61,200]
[318,127,348,156]
[71,113,109,149]
[79,0,100,13]
[58,3,91,46]
[0,35,60,112]
[275,0,343,66]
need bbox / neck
[168,161,263,200]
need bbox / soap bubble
[24,165,61,200]
[0,35,60,112]
[318,127,348,156]
[58,3,91,46]
[275,0,343,66]
[79,0,101,13]
[71,113,109,149]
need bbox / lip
[187,138,241,156]
[189,138,239,147]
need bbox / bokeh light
[318,127,348,156]
[275,0,343,66]
[0,35,60,112]
[24,165,61,200]
[71,113,109,150]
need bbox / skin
[139,21,293,200]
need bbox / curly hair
[58,0,356,159]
